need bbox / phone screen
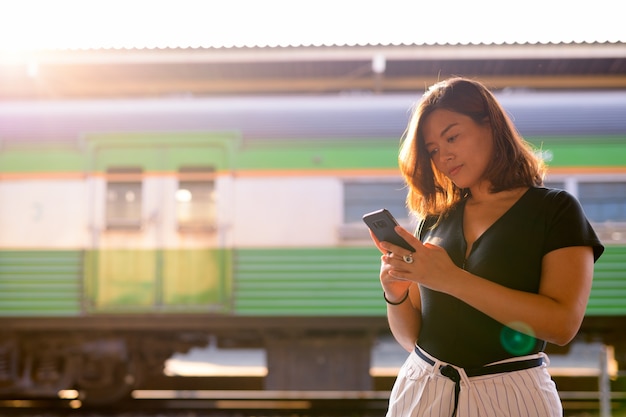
[362,209,414,251]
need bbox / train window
[176,166,216,231]
[344,181,408,223]
[105,167,143,230]
[578,182,626,223]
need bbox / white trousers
[386,347,562,417]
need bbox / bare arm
[385,284,422,352]
[446,245,594,345]
[369,230,422,352]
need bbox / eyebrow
[439,122,459,138]
[424,122,459,148]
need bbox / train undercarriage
[0,315,624,405]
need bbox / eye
[428,148,438,157]
[447,134,458,143]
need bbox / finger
[383,251,415,268]
[380,242,408,256]
[385,249,409,260]
[379,229,420,256]
[368,230,388,254]
[394,226,424,250]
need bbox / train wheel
[22,338,75,396]
[75,354,139,405]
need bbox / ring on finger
[403,253,414,264]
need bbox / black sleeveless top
[417,187,604,368]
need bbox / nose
[437,144,454,163]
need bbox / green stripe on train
[233,247,388,316]
[0,249,233,316]
[0,246,624,317]
[530,138,626,167]
[0,134,623,173]
[0,251,82,316]
[234,246,626,317]
[587,246,626,316]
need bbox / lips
[448,165,462,177]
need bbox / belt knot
[440,364,461,382]
[440,364,461,417]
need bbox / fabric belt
[414,346,544,417]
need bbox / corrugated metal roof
[1,42,625,99]
[7,40,625,52]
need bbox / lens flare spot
[500,322,536,355]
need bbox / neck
[468,185,528,205]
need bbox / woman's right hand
[368,230,412,299]
[369,229,422,352]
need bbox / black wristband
[384,290,409,305]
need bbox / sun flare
[0,0,622,53]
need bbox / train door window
[105,167,143,230]
[176,166,216,231]
[578,181,626,223]
[344,180,408,223]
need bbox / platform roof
[1,42,624,99]
[0,0,624,98]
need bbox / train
[0,88,625,404]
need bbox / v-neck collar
[460,187,532,261]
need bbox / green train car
[0,90,625,403]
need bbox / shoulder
[524,187,582,213]
[528,187,605,261]
[523,186,587,224]
[526,186,574,201]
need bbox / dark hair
[399,77,545,217]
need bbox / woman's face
[422,108,494,191]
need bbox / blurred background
[0,1,624,415]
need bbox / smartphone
[362,209,414,251]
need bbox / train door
[84,135,234,313]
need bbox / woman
[370,77,604,417]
